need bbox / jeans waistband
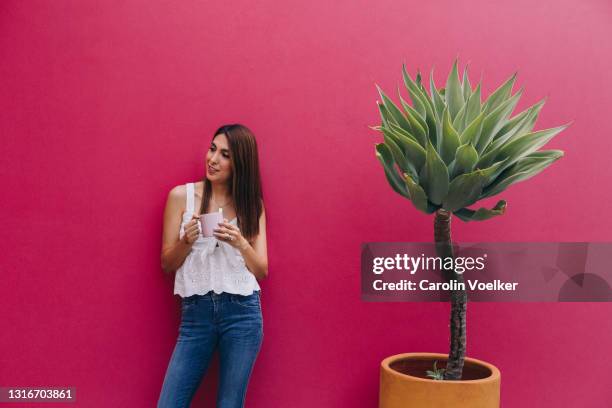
[185,290,260,300]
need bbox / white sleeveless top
[174,183,261,297]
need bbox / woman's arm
[238,206,268,280]
[160,186,193,274]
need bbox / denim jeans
[158,291,263,408]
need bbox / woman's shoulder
[168,183,187,199]
[167,182,196,203]
[169,181,202,196]
[167,181,203,205]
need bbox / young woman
[158,124,268,408]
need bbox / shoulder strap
[186,183,194,213]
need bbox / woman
[158,124,268,408]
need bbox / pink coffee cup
[200,211,224,237]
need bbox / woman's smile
[207,164,219,175]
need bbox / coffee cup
[200,210,224,237]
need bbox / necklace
[212,195,232,209]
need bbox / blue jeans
[158,291,263,408]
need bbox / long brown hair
[199,124,263,241]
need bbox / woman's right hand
[182,213,201,245]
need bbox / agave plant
[374,60,568,380]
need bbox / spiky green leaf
[377,102,391,128]
[454,200,507,222]
[403,66,437,121]
[459,111,485,145]
[477,124,568,170]
[382,126,426,176]
[445,59,464,119]
[377,86,412,130]
[449,143,479,179]
[430,69,446,120]
[402,68,440,148]
[404,173,429,213]
[421,141,450,205]
[482,72,517,113]
[479,158,511,185]
[388,122,420,144]
[382,129,412,175]
[486,98,545,153]
[452,102,468,134]
[464,82,482,127]
[375,144,409,198]
[476,88,523,154]
[443,169,488,212]
[404,105,429,147]
[441,107,461,165]
[462,64,471,102]
[401,69,427,118]
[482,150,564,198]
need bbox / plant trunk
[434,209,467,380]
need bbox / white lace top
[174,182,261,297]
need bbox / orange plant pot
[380,353,500,408]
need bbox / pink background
[1,1,611,406]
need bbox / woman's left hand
[213,219,249,250]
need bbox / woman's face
[206,133,233,184]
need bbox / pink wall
[1,0,611,406]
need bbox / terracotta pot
[380,353,500,408]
